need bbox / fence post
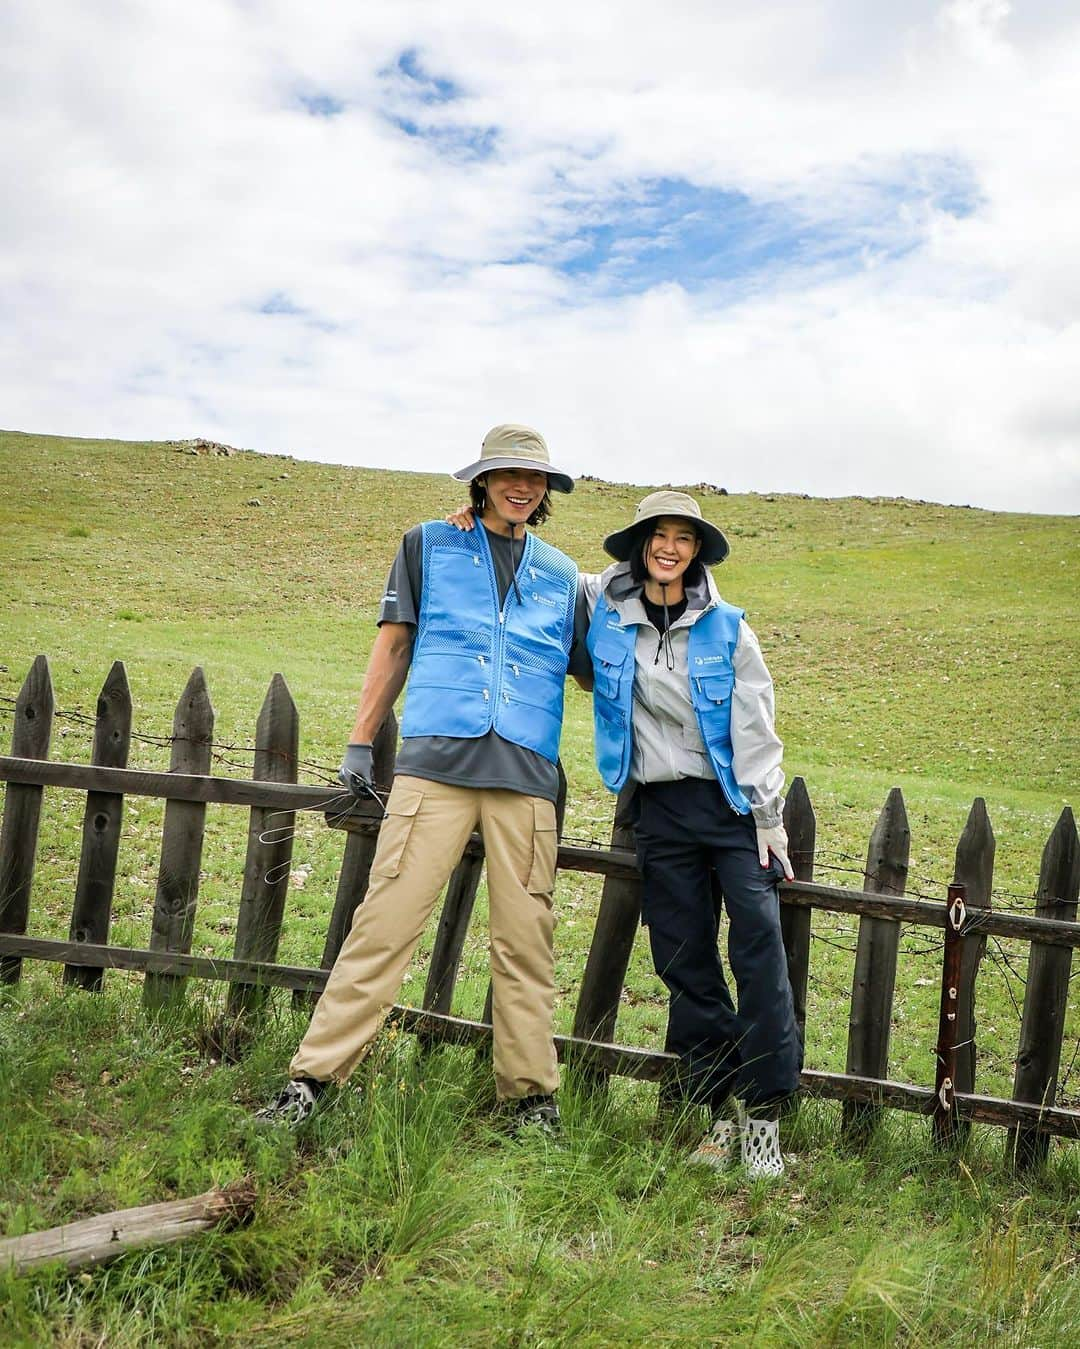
[781,776,816,1050]
[143,668,214,1012]
[316,712,398,977]
[570,782,642,1088]
[843,786,910,1142]
[63,662,132,991]
[227,674,299,1018]
[952,798,995,1140]
[0,656,54,985]
[932,882,966,1148]
[1008,806,1080,1169]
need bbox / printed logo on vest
[694,654,726,665]
[532,592,559,608]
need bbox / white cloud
[1,1,1078,512]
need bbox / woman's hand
[446,504,476,531]
[756,824,794,881]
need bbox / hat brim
[603,515,730,566]
[451,456,574,494]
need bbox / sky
[2,1,1079,513]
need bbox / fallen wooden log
[0,1177,256,1276]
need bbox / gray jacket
[580,561,786,828]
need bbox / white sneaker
[741,1115,785,1178]
[688,1114,740,1169]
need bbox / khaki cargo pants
[291,775,559,1099]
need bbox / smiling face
[642,515,702,601]
[479,467,550,534]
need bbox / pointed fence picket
[1,654,1078,1173]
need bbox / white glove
[756,824,794,881]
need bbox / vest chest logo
[532,591,559,608]
[694,654,727,666]
[605,618,628,632]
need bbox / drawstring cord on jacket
[653,581,676,670]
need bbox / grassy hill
[1,429,1077,1345]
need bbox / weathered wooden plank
[228,674,299,1017]
[571,783,642,1061]
[0,756,384,816]
[4,930,1080,1142]
[143,669,214,1012]
[64,663,132,990]
[952,798,995,1139]
[0,656,54,984]
[1009,806,1080,1169]
[0,1179,256,1275]
[780,776,816,1047]
[932,883,967,1148]
[843,787,910,1141]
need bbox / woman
[579,491,800,1177]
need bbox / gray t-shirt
[379,523,576,802]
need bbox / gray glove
[338,743,375,800]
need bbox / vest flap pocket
[371,786,424,881]
[592,640,629,699]
[697,673,734,705]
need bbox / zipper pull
[482,688,490,702]
[473,556,481,566]
[478,655,486,666]
[512,664,520,677]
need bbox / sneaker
[688,1114,740,1170]
[507,1094,560,1136]
[254,1078,323,1128]
[741,1115,785,1178]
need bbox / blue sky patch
[298,92,345,118]
[393,49,460,103]
[532,158,981,296]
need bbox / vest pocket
[526,798,558,896]
[371,786,424,880]
[592,644,629,700]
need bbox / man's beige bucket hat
[452,424,574,495]
[603,490,730,565]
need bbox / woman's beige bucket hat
[603,489,730,565]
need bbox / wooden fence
[2,656,1078,1169]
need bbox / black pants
[634,778,802,1112]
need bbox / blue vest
[401,522,577,764]
[586,594,752,813]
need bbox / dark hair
[470,474,553,526]
[628,520,706,589]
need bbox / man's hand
[446,504,476,530]
[756,823,794,881]
[338,743,375,799]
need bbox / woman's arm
[730,619,786,828]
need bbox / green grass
[1,429,1078,1344]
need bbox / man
[257,425,578,1131]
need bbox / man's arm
[348,621,415,743]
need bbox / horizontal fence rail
[2,654,1077,1172]
[2,930,1078,1142]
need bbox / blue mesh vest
[400,521,578,764]
[586,594,752,812]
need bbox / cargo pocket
[526,798,558,896]
[370,785,424,880]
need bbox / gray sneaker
[508,1094,560,1136]
[254,1078,322,1128]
